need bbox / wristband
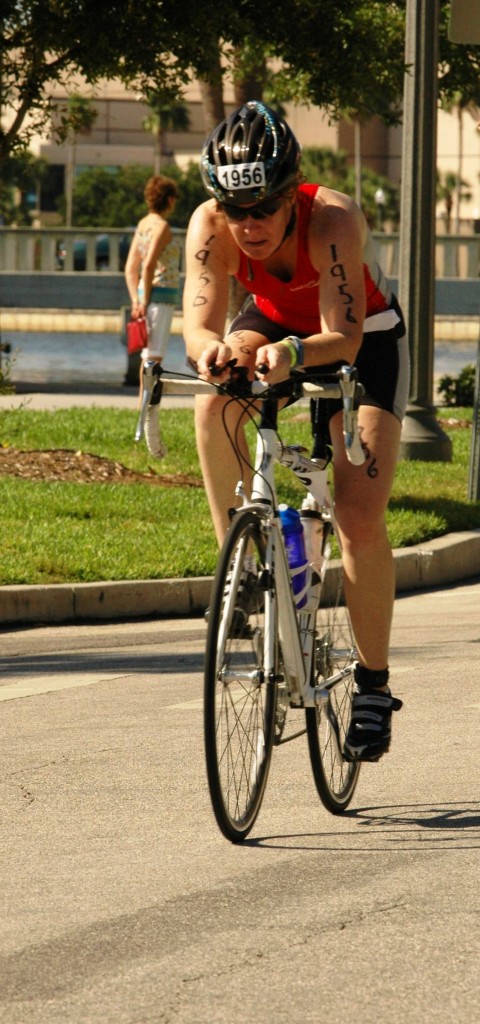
[282,335,304,367]
[279,339,298,368]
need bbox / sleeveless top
[136,223,181,306]
[235,183,392,334]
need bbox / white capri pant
[141,302,175,361]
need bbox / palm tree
[197,47,268,323]
[142,95,190,174]
[452,98,480,232]
[436,169,472,234]
[0,150,47,225]
[198,50,226,135]
[63,95,97,227]
[441,89,480,233]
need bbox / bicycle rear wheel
[204,508,277,842]
[306,528,360,812]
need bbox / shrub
[0,344,14,395]
[437,363,476,407]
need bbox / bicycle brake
[209,357,238,377]
[135,360,162,442]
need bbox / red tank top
[235,183,391,333]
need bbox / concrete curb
[1,530,479,626]
[0,576,212,626]
[393,529,480,592]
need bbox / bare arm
[124,232,142,313]
[314,198,366,359]
[141,220,172,309]
[182,202,234,370]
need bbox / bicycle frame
[233,420,338,710]
[220,369,364,713]
[157,369,364,713]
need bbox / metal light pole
[374,188,386,231]
[398,0,452,461]
[449,0,480,499]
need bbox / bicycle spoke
[216,679,266,816]
[204,510,277,842]
[306,566,360,812]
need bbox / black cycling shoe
[343,684,403,763]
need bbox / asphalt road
[1,579,479,1024]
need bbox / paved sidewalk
[0,382,194,412]
[1,580,479,1023]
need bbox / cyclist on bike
[183,101,407,763]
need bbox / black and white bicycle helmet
[200,101,301,204]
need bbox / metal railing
[0,227,478,279]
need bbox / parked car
[55,233,131,271]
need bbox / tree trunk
[154,130,161,175]
[199,47,269,325]
[454,106,463,235]
[354,119,362,208]
[234,80,263,104]
[199,68,225,135]
[230,51,268,318]
[445,194,452,234]
[232,54,267,105]
[65,140,75,227]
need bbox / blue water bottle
[278,504,308,609]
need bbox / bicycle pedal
[287,443,309,454]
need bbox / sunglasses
[219,194,285,221]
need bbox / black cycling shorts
[228,294,410,422]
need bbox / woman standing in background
[125,175,181,458]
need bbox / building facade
[29,76,480,231]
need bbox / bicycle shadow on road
[247,802,480,851]
[349,801,480,829]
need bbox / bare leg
[330,405,401,673]
[195,393,252,544]
[138,356,144,407]
[195,328,268,544]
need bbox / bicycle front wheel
[306,544,360,813]
[204,508,277,842]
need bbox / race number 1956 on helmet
[200,101,302,206]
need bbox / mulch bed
[0,447,203,487]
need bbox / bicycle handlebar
[149,363,366,466]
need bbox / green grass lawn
[0,402,478,585]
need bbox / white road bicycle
[150,363,366,843]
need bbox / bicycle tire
[204,508,277,842]
[305,527,360,813]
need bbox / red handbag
[126,317,148,354]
